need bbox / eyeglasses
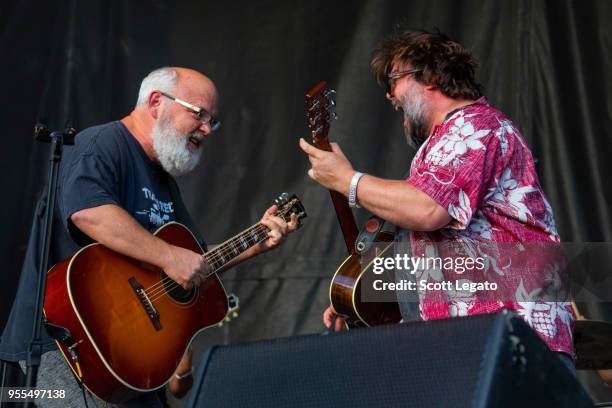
[159,91,221,131]
[386,69,421,93]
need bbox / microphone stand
[22,124,76,408]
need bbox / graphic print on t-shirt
[136,187,175,228]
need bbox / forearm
[350,174,450,231]
[169,348,193,398]
[70,204,172,269]
[299,138,450,231]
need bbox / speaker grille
[192,314,506,407]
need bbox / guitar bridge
[128,277,161,331]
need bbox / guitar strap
[166,176,208,251]
[354,170,421,321]
[354,215,387,255]
[354,169,411,255]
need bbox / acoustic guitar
[43,193,306,403]
[305,82,401,328]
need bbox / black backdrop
[1,0,611,401]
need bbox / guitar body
[328,231,402,327]
[44,222,229,403]
[306,82,401,328]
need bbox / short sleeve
[59,151,121,234]
[407,117,502,229]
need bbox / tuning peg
[232,311,238,318]
[323,89,337,99]
[326,112,338,123]
[309,112,322,126]
[217,321,224,327]
[275,193,289,206]
[324,100,336,112]
[307,99,321,111]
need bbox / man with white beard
[300,29,575,374]
[0,67,297,407]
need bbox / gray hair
[136,67,178,106]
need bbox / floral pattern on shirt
[406,97,573,357]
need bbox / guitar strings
[145,226,268,302]
[143,202,294,299]
[143,202,294,303]
[89,226,271,336]
[97,209,288,324]
[144,223,271,302]
[146,224,270,303]
[143,222,269,298]
[144,223,267,300]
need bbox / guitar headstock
[305,81,337,149]
[274,193,307,228]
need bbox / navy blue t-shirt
[0,121,203,361]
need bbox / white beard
[152,114,203,176]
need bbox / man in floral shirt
[299,29,574,366]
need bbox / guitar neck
[327,190,359,254]
[204,223,269,272]
[315,139,359,255]
[306,81,358,255]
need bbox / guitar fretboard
[204,223,269,272]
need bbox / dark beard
[404,115,428,149]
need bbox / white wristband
[348,172,364,208]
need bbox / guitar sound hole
[162,273,196,303]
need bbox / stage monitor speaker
[188,310,593,408]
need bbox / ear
[147,91,163,120]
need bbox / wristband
[348,172,364,208]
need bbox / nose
[385,82,395,100]
[198,121,212,135]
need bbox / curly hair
[371,29,483,100]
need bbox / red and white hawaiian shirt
[406,96,574,357]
